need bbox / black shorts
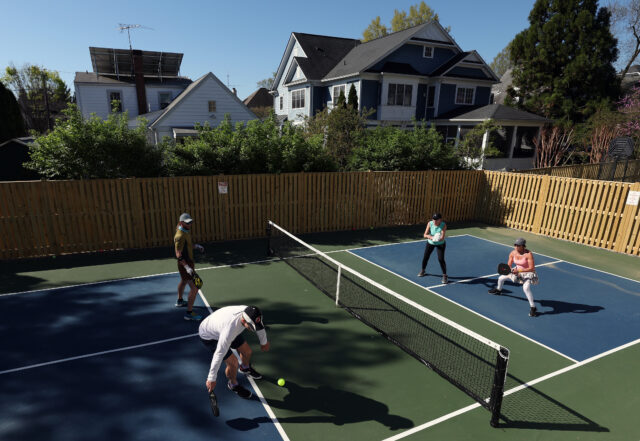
[200,334,246,360]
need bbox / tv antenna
[117,23,154,50]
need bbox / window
[436,125,458,144]
[455,87,475,105]
[423,46,433,58]
[108,91,122,112]
[427,86,436,108]
[332,85,345,103]
[208,101,216,112]
[159,92,172,109]
[387,83,413,106]
[487,127,513,158]
[291,89,305,109]
[279,96,283,110]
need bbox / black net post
[489,346,509,427]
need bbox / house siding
[145,85,189,113]
[75,83,138,119]
[448,66,491,80]
[437,83,458,116]
[275,40,307,120]
[152,76,255,137]
[360,80,379,119]
[368,45,456,75]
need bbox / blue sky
[1,0,537,100]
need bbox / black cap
[514,238,526,246]
[242,306,265,332]
[432,213,442,220]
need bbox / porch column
[480,130,489,170]
[454,125,461,148]
[507,126,519,170]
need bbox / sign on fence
[217,181,228,194]
[626,191,640,206]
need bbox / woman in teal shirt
[418,213,448,284]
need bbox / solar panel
[89,47,183,78]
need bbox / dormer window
[423,46,433,58]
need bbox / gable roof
[243,88,273,108]
[291,33,360,80]
[437,104,551,123]
[141,72,255,128]
[430,52,470,76]
[323,23,433,80]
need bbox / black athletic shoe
[488,288,502,295]
[529,307,538,317]
[228,382,252,399]
[175,298,188,307]
[417,271,426,277]
[239,365,262,380]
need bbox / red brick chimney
[131,50,148,115]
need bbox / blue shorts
[200,334,246,360]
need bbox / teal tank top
[427,221,446,245]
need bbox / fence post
[531,175,551,233]
[613,182,640,254]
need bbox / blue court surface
[349,235,640,362]
[0,275,281,441]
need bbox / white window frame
[455,86,475,105]
[107,90,123,113]
[291,89,305,109]
[332,85,345,103]
[422,46,434,58]
[387,83,413,107]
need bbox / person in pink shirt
[488,238,539,317]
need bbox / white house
[74,47,256,144]
[130,72,257,144]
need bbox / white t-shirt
[199,305,268,381]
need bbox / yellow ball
[277,378,285,387]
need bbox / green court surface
[2,223,639,441]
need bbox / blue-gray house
[271,21,549,170]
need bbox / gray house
[272,22,549,170]
[75,47,256,144]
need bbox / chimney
[232,87,237,96]
[131,50,148,115]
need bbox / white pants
[497,274,536,308]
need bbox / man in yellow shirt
[174,213,205,321]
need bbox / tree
[534,125,575,167]
[362,16,389,42]
[507,0,620,124]
[608,0,640,77]
[336,90,347,109]
[0,81,25,143]
[347,84,358,111]
[2,64,71,133]
[256,71,277,89]
[490,44,512,78]
[27,104,164,179]
[361,2,447,42]
[618,84,640,156]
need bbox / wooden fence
[1,170,639,259]
[518,159,640,182]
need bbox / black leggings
[421,242,447,274]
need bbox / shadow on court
[227,378,413,431]
[499,383,609,433]
[485,290,605,316]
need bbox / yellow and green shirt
[174,226,194,261]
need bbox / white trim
[106,89,123,113]
[422,46,434,58]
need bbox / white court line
[468,234,640,283]
[0,333,198,376]
[0,257,277,298]
[347,251,577,363]
[381,338,640,441]
[197,291,291,441]
[425,260,562,290]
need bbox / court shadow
[499,382,609,432]
[496,292,604,316]
[227,378,413,431]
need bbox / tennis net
[267,220,510,427]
